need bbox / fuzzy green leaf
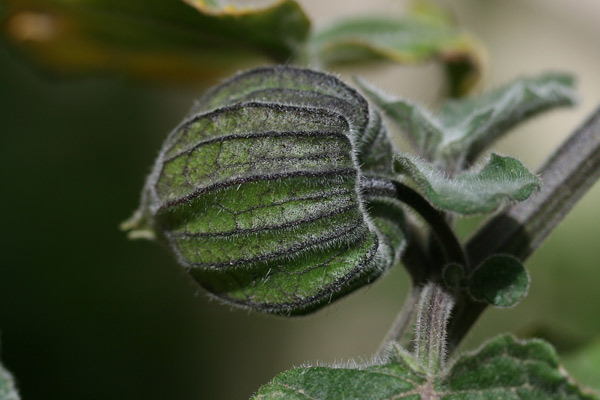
[0,361,19,400]
[468,255,530,308]
[393,153,541,214]
[439,73,577,163]
[1,0,310,83]
[309,3,483,96]
[253,334,598,400]
[358,73,576,167]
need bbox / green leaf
[562,338,600,392]
[393,153,541,214]
[309,3,484,96]
[468,255,529,308]
[358,73,576,167]
[0,360,19,400]
[253,334,598,400]
[439,73,576,164]
[1,0,310,82]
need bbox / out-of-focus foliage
[310,2,484,96]
[0,358,19,400]
[0,0,484,93]
[0,0,310,83]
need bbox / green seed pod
[122,66,403,315]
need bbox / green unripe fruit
[122,66,403,315]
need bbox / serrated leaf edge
[443,334,599,400]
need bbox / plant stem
[361,177,467,267]
[363,176,466,354]
[414,282,454,375]
[446,104,600,352]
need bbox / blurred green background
[0,1,599,399]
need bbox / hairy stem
[447,104,600,351]
[363,176,465,355]
[414,282,454,374]
[361,177,467,267]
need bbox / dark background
[1,1,599,399]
